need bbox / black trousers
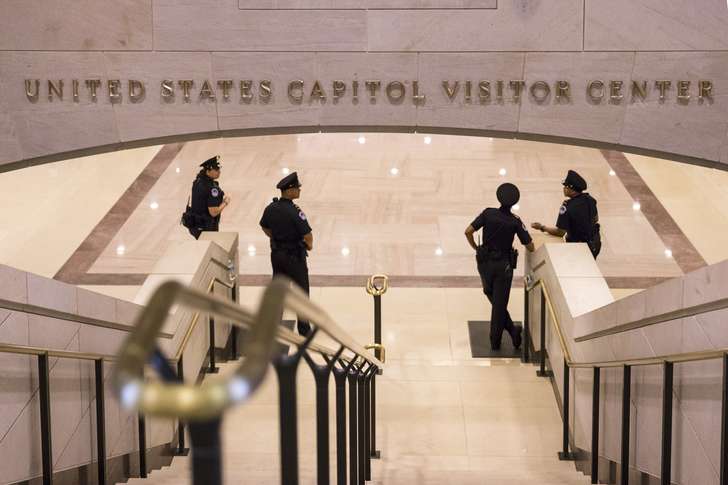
[477,257,518,348]
[271,249,311,336]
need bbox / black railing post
[537,289,551,377]
[370,371,380,460]
[188,418,223,485]
[138,414,147,478]
[591,366,600,484]
[364,367,375,480]
[175,357,189,456]
[620,365,632,485]
[334,360,354,485]
[558,358,575,460]
[373,295,382,361]
[38,353,53,485]
[208,317,219,373]
[661,361,674,485]
[347,364,359,485]
[720,354,728,485]
[274,331,315,485]
[230,283,238,360]
[94,359,107,485]
[522,286,530,363]
[357,366,368,485]
[306,347,344,485]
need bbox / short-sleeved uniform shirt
[471,207,532,252]
[191,174,224,230]
[259,198,312,249]
[556,193,598,243]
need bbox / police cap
[276,171,302,190]
[496,183,520,207]
[563,170,587,192]
[200,155,221,171]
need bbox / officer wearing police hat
[465,183,535,351]
[531,170,601,258]
[259,171,313,336]
[186,156,230,239]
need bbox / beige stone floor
[86,133,681,279]
[124,287,593,485]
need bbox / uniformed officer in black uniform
[531,170,601,259]
[465,183,535,350]
[188,156,231,239]
[259,172,313,336]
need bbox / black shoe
[512,325,523,350]
[490,338,501,351]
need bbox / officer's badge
[299,211,307,221]
[211,188,219,197]
[559,205,567,215]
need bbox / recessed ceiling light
[116,245,126,256]
[247,244,256,256]
[512,204,520,211]
[281,167,290,175]
[175,167,181,174]
[609,169,616,176]
[390,167,400,176]
[424,136,432,145]
[632,201,641,211]
[358,136,366,145]
[664,249,673,258]
[149,201,159,210]
[341,247,350,256]
[499,168,507,176]
[435,247,444,256]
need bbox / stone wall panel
[585,0,728,52]
[153,3,366,51]
[0,0,153,51]
[367,1,583,52]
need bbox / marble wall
[0,232,238,484]
[1,0,727,169]
[527,243,728,484]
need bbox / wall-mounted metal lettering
[22,78,715,105]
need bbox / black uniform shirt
[259,198,312,248]
[556,193,598,243]
[191,174,224,227]
[471,207,532,252]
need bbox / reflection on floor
[124,287,592,485]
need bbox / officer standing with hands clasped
[259,171,313,336]
[465,183,535,351]
[186,156,231,239]
[531,169,601,259]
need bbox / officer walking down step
[259,171,313,336]
[184,156,231,239]
[531,169,601,259]
[465,183,535,351]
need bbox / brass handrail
[528,266,728,369]
[113,276,382,420]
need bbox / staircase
[120,356,592,485]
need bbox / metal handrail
[529,279,573,363]
[0,343,116,361]
[113,276,382,421]
[0,297,174,339]
[575,295,728,342]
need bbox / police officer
[259,172,313,336]
[531,170,601,259]
[465,183,535,351]
[188,156,231,239]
